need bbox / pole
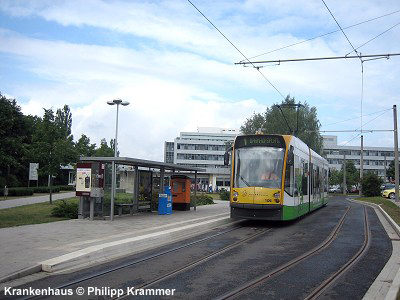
[115,104,119,158]
[110,104,120,221]
[359,135,364,197]
[393,105,399,202]
[194,171,197,211]
[343,154,347,196]
[110,161,115,221]
[384,155,387,181]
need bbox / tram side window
[302,161,308,195]
[284,164,294,196]
[294,155,300,197]
[314,166,320,195]
[324,169,328,192]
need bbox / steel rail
[217,206,351,300]
[114,227,272,300]
[305,206,371,300]
[19,223,247,300]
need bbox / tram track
[16,222,269,300]
[11,200,380,300]
[305,206,371,300]
[217,205,371,300]
[112,226,271,300]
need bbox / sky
[0,0,399,161]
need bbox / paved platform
[0,200,231,284]
[0,192,76,210]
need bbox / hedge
[0,188,34,197]
[32,187,61,194]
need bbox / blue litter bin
[158,186,172,215]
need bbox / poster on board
[76,168,92,192]
[29,163,39,181]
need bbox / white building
[323,135,397,178]
[164,127,239,191]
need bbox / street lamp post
[107,99,130,221]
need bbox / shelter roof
[79,156,205,173]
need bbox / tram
[225,134,329,221]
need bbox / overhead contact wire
[244,9,400,61]
[187,0,286,100]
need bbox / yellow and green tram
[225,134,329,221]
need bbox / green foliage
[51,200,78,219]
[192,194,214,205]
[219,189,230,200]
[240,95,323,154]
[329,161,360,190]
[29,106,77,202]
[0,199,79,228]
[32,186,60,193]
[342,160,359,190]
[387,160,398,181]
[0,94,33,186]
[75,134,96,158]
[93,139,114,157]
[0,188,34,197]
[57,185,75,191]
[329,169,341,186]
[361,172,383,197]
[0,94,118,190]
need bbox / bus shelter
[77,156,205,220]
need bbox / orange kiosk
[171,175,191,210]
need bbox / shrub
[33,186,61,193]
[57,185,75,191]
[219,189,230,200]
[0,188,34,197]
[361,172,383,197]
[192,194,214,206]
[51,200,78,219]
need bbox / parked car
[328,186,337,193]
[382,188,396,199]
[328,185,342,193]
[380,183,395,191]
[350,185,359,193]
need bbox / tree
[341,160,359,191]
[75,134,96,158]
[387,160,399,181]
[30,106,76,203]
[93,139,114,157]
[240,96,323,154]
[361,172,383,197]
[329,169,341,186]
[0,94,32,187]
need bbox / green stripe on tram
[282,197,326,220]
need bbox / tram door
[309,163,313,211]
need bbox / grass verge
[0,191,73,201]
[0,197,79,228]
[356,196,400,226]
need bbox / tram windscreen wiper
[240,175,251,187]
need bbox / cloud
[1,0,399,155]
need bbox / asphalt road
[2,196,392,300]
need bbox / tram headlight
[233,191,238,201]
[274,192,280,203]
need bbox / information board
[29,163,39,181]
[76,168,92,192]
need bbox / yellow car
[382,188,396,199]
